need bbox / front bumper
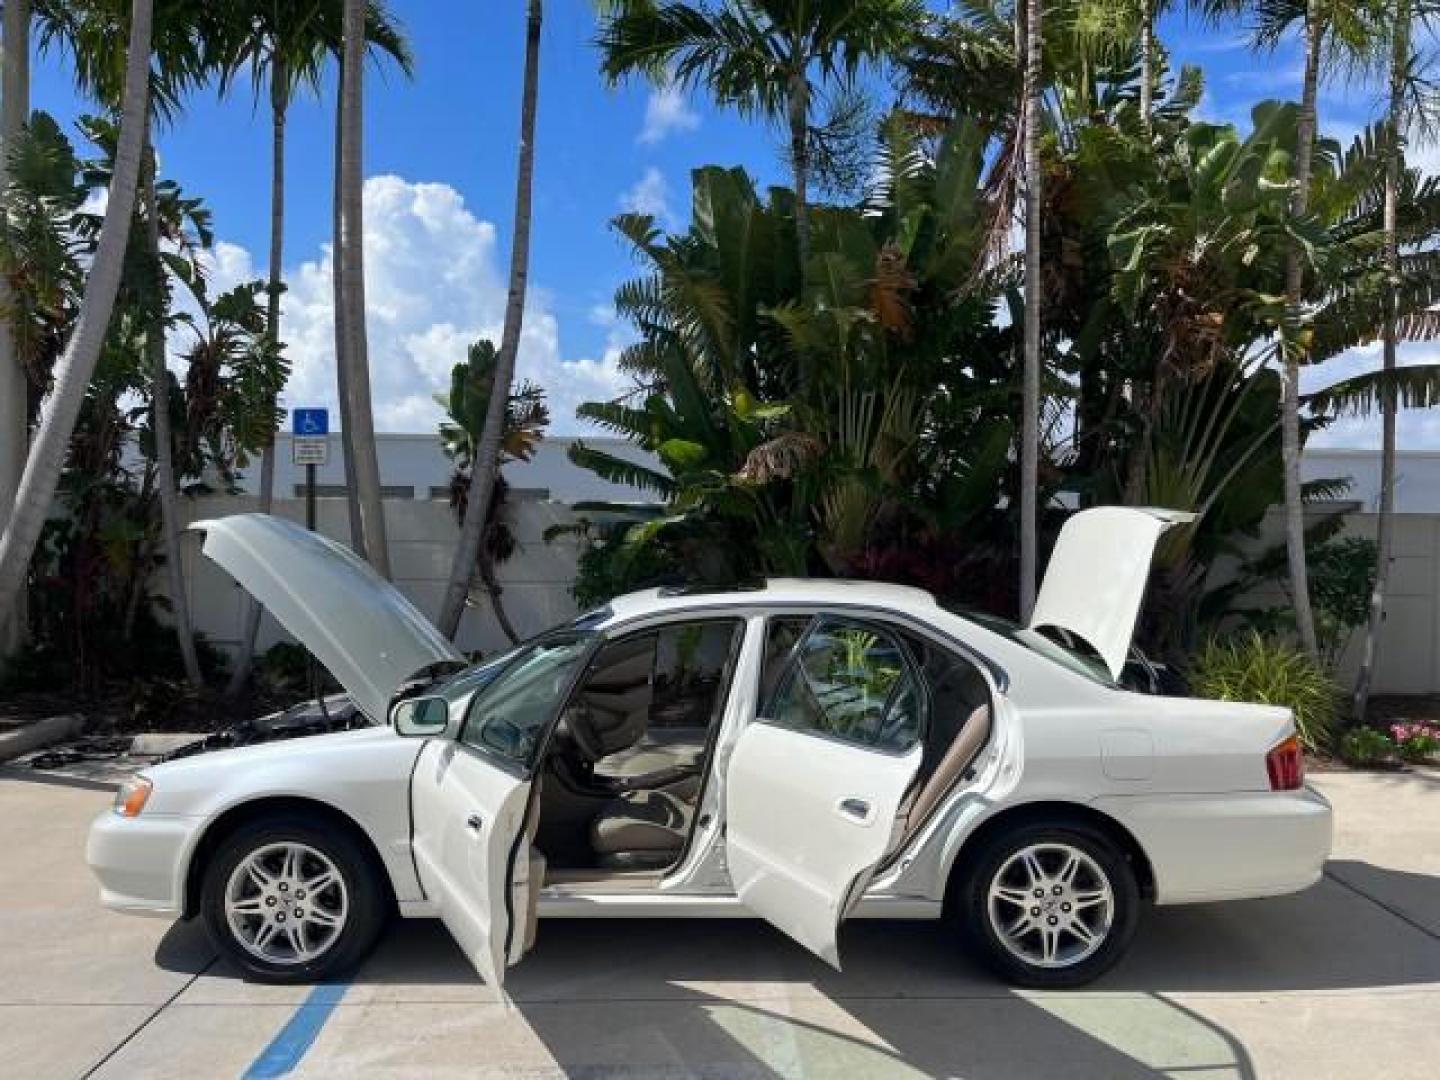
[1093,785,1333,905]
[86,809,201,918]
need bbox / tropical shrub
[1188,633,1339,753]
[1339,728,1397,768]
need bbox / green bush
[1188,633,1339,753]
[1340,727,1397,768]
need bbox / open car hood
[192,514,463,722]
[1029,506,1194,682]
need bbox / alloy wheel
[985,841,1115,969]
[224,841,349,965]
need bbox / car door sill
[535,891,941,919]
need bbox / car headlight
[114,776,153,818]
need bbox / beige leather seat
[591,789,694,868]
[900,704,992,835]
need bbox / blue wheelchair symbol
[292,408,330,436]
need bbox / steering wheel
[561,702,606,762]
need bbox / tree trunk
[788,68,810,273]
[0,0,151,624]
[1138,0,1153,130]
[479,542,521,646]
[1019,0,1043,620]
[0,0,30,659]
[437,0,542,639]
[332,53,365,558]
[228,58,289,695]
[1282,1,1322,659]
[1353,0,1410,723]
[143,140,202,687]
[337,0,389,577]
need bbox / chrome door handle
[838,798,871,822]
[466,813,483,832]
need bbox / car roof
[601,577,943,624]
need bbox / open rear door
[725,617,925,968]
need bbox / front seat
[590,788,693,869]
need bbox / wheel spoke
[285,923,309,960]
[307,906,343,929]
[280,845,301,883]
[1039,926,1060,963]
[303,870,338,895]
[1068,920,1098,946]
[246,861,275,891]
[1056,851,1080,887]
[1020,850,1047,888]
[992,884,1030,907]
[253,921,280,952]
[230,896,266,915]
[1072,889,1109,911]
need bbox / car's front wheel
[200,816,387,983]
[955,822,1140,988]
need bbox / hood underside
[192,514,463,722]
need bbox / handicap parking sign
[292,407,329,436]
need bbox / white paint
[726,724,922,969]
[1030,507,1194,681]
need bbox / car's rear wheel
[954,822,1139,988]
[200,816,387,983]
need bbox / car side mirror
[391,696,449,737]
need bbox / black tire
[953,821,1140,989]
[200,815,389,984]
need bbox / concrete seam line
[80,955,219,1078]
[1324,868,1440,942]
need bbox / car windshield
[956,609,1115,687]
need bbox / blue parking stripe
[243,982,349,1078]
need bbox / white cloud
[619,166,675,225]
[639,82,700,144]
[201,175,627,434]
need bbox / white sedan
[88,507,1332,990]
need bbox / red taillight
[1265,735,1304,791]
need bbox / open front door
[409,635,593,991]
[725,617,925,968]
[410,740,538,993]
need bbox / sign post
[290,408,330,532]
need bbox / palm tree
[1199,1,1379,660]
[436,0,543,640]
[437,340,550,645]
[0,0,153,633]
[1019,0,1043,618]
[596,0,922,270]
[1353,0,1415,722]
[0,0,31,658]
[219,1,410,692]
[335,0,389,577]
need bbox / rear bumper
[1093,785,1333,904]
[86,809,199,918]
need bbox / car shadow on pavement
[151,862,1440,1077]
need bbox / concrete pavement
[1,768,1437,1078]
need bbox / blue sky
[23,3,1431,444]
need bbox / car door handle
[466,813,483,832]
[837,798,872,823]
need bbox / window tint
[461,636,593,766]
[767,619,925,751]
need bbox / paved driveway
[1,768,1437,1079]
